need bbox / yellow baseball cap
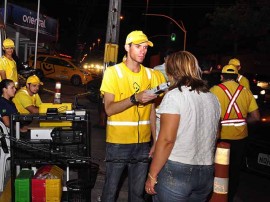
[26,75,43,85]
[228,58,240,66]
[222,65,238,74]
[3,38,15,49]
[125,30,153,47]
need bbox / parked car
[28,54,93,86]
[246,73,267,106]
[245,104,270,177]
[82,62,103,79]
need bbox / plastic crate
[15,169,34,202]
[32,165,64,202]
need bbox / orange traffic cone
[210,142,230,202]
[53,81,61,104]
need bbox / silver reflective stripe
[115,65,123,78]
[221,119,246,123]
[221,122,246,126]
[115,64,151,80]
[21,89,29,95]
[145,68,151,79]
[237,75,243,82]
[107,120,150,126]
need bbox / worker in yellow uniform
[210,64,260,202]
[228,58,250,89]
[100,30,159,201]
[13,75,43,114]
[0,38,18,87]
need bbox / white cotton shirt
[157,86,221,165]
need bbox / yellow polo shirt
[0,56,18,85]
[12,87,42,114]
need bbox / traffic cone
[53,81,61,104]
[210,142,230,202]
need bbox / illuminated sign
[0,3,58,37]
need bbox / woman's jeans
[153,160,214,202]
[101,143,150,202]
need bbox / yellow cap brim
[32,82,43,85]
[132,40,153,47]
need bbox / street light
[143,13,187,50]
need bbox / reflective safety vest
[104,63,156,144]
[218,83,246,126]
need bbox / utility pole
[104,0,122,67]
[97,0,121,128]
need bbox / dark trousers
[218,138,247,202]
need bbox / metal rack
[10,112,91,202]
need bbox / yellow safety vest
[100,63,159,144]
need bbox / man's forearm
[0,71,7,80]
[105,95,136,117]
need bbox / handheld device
[147,82,170,95]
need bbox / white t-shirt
[157,86,221,165]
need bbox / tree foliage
[198,0,270,55]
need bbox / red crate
[32,165,63,202]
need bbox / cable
[2,132,151,164]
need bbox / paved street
[39,80,129,201]
[41,80,270,202]
[1,79,270,202]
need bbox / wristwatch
[130,93,138,104]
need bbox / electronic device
[50,127,84,144]
[30,127,54,140]
[46,108,58,115]
[147,82,170,95]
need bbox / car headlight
[260,90,266,95]
[261,116,270,122]
[253,95,258,99]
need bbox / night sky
[13,0,236,58]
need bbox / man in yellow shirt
[13,75,43,114]
[228,58,250,89]
[210,64,260,202]
[100,30,159,201]
[0,38,18,87]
